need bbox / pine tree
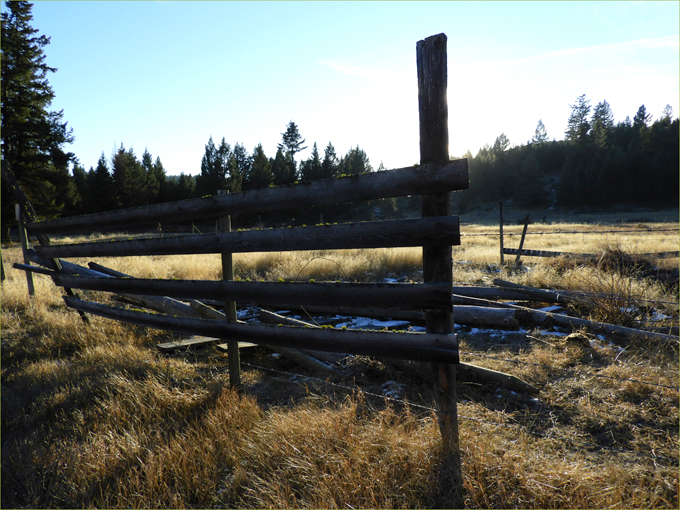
[531,120,549,144]
[565,94,591,143]
[1,1,76,236]
[591,100,615,148]
[633,105,652,128]
[112,144,147,207]
[196,136,228,196]
[87,153,115,212]
[229,142,249,193]
[141,148,159,202]
[300,142,322,181]
[340,145,372,175]
[151,156,168,203]
[245,143,272,190]
[320,142,339,179]
[277,120,307,179]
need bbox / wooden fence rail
[35,216,460,259]
[25,160,467,235]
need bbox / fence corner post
[218,190,240,389]
[15,204,35,296]
[417,32,464,508]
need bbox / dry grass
[1,219,678,508]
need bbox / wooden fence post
[499,201,504,265]
[218,190,240,389]
[15,204,35,296]
[515,214,530,266]
[417,33,463,507]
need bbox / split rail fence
[6,34,467,502]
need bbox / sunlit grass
[1,219,678,508]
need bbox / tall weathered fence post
[417,33,463,507]
[218,190,240,388]
[499,201,505,265]
[15,204,35,296]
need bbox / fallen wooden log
[493,279,572,304]
[282,304,519,329]
[86,262,340,375]
[25,251,204,319]
[62,297,460,364]
[387,359,539,395]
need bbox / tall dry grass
[1,220,678,508]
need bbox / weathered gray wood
[515,214,530,265]
[499,201,504,264]
[418,34,462,506]
[218,190,241,389]
[25,160,468,236]
[62,297,459,363]
[51,275,453,310]
[284,304,518,329]
[16,205,35,296]
[157,337,257,352]
[35,216,460,259]
[13,262,56,276]
[185,303,339,374]
[388,359,539,394]
[503,247,597,259]
[493,279,572,304]
[503,247,680,260]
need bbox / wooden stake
[15,204,35,296]
[499,201,504,264]
[218,190,240,389]
[417,33,463,507]
[515,214,530,266]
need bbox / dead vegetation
[1,220,678,508]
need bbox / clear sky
[23,1,680,176]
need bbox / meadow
[1,216,678,508]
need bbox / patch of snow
[650,311,671,321]
[540,305,563,312]
[382,381,405,398]
[334,317,411,330]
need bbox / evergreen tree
[1,0,76,236]
[633,104,652,128]
[87,153,115,212]
[277,120,307,178]
[111,144,146,207]
[300,142,322,181]
[492,133,510,153]
[271,147,296,185]
[591,100,614,148]
[151,156,168,203]
[531,120,549,144]
[244,143,272,190]
[141,148,159,202]
[340,145,372,175]
[661,104,673,122]
[228,142,249,193]
[565,94,591,143]
[320,142,339,179]
[196,136,228,196]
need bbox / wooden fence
[6,34,467,502]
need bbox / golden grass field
[1,217,678,508]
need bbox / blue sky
[24,1,680,176]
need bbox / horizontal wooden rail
[52,275,452,310]
[35,216,460,258]
[63,297,459,364]
[26,160,468,235]
[503,247,680,260]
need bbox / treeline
[457,97,679,212]
[64,121,383,226]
